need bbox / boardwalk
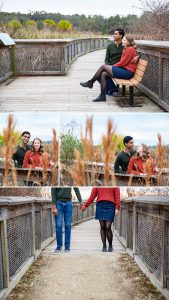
[0,49,164,112]
[6,219,165,300]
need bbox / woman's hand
[115,209,120,215]
[80,204,86,211]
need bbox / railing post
[119,204,122,237]
[133,202,137,255]
[126,203,129,248]
[40,204,43,248]
[1,219,9,288]
[161,217,167,288]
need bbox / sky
[60,113,169,146]
[0,112,169,146]
[1,0,142,17]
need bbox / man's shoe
[64,247,70,252]
[93,94,106,102]
[55,247,62,253]
[102,246,107,252]
[108,246,113,252]
[80,80,93,88]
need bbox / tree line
[0,11,138,34]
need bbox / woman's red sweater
[84,188,120,210]
[127,156,155,175]
[22,150,50,168]
[114,46,137,73]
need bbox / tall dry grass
[51,128,59,186]
[156,133,165,186]
[2,115,19,186]
[69,117,119,186]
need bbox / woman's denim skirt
[95,200,115,221]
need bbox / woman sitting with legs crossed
[80,34,138,102]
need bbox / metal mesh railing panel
[7,213,32,278]
[35,211,41,250]
[141,53,159,96]
[0,223,4,291]
[0,48,12,79]
[15,47,62,72]
[41,209,52,242]
[136,212,162,281]
[162,59,169,105]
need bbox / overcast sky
[0,113,168,146]
[1,0,142,17]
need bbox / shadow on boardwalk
[6,220,165,300]
[0,50,164,112]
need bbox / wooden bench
[113,59,148,106]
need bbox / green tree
[0,130,21,146]
[6,19,22,36]
[57,20,72,32]
[25,19,37,29]
[43,19,56,30]
[60,131,83,166]
[112,134,124,154]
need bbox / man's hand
[80,204,86,211]
[131,55,139,64]
[52,205,58,216]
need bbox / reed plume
[157,133,164,186]
[102,119,120,186]
[51,128,59,186]
[3,115,19,186]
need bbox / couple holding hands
[51,187,120,253]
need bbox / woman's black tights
[99,220,113,247]
[90,65,114,94]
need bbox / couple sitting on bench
[80,28,139,102]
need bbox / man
[12,131,31,167]
[114,136,136,174]
[51,187,83,252]
[105,28,125,95]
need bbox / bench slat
[134,69,145,78]
[114,79,134,86]
[138,59,148,67]
[137,64,147,72]
[129,78,140,85]
[133,73,142,82]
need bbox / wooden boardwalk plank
[44,218,125,255]
[0,49,163,112]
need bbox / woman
[80,34,138,102]
[22,137,50,169]
[127,144,155,175]
[81,187,120,252]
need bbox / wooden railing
[114,195,169,299]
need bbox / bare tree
[137,0,169,39]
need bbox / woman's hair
[31,138,44,154]
[136,144,149,160]
[124,34,136,47]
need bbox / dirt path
[6,220,165,300]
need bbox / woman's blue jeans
[54,200,73,249]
